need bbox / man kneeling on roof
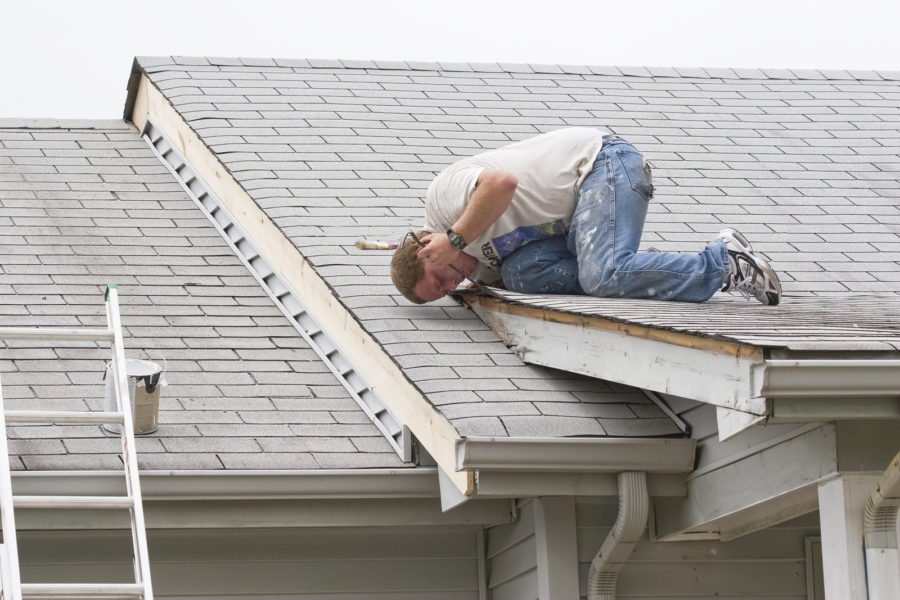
[391,127,781,306]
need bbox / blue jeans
[502,137,729,302]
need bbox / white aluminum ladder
[0,285,153,599]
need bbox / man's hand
[419,168,517,269]
[418,232,462,267]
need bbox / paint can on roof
[103,359,163,435]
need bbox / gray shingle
[0,124,407,472]
[134,57,900,440]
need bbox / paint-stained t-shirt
[424,127,606,282]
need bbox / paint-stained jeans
[502,137,729,302]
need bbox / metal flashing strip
[642,390,690,435]
[141,119,411,461]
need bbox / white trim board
[652,421,900,541]
[467,296,766,423]
[467,296,900,441]
[141,118,412,462]
[652,424,838,541]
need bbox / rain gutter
[456,437,696,474]
[11,469,439,501]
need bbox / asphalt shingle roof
[0,120,409,471]
[133,56,687,439]
[134,57,900,298]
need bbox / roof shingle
[134,57,691,439]
[0,122,409,471]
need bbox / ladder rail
[0,375,23,600]
[13,496,134,509]
[105,285,154,600]
[20,582,145,597]
[0,328,114,342]
[0,285,153,600]
[5,411,125,425]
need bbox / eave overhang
[10,469,514,530]
[464,295,900,440]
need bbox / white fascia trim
[467,298,768,416]
[10,469,439,501]
[128,73,472,496]
[468,298,900,440]
[456,437,696,474]
[140,118,411,462]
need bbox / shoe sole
[749,253,782,305]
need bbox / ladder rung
[0,327,114,342]
[13,496,134,509]
[5,411,125,425]
[21,582,145,597]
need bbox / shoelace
[728,271,757,302]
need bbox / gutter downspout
[864,452,900,600]
[587,472,648,600]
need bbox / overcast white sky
[2,0,899,120]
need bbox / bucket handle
[143,351,167,394]
[143,372,161,394]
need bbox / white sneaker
[718,227,753,256]
[718,228,782,305]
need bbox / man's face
[412,257,466,302]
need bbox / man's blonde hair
[390,230,429,304]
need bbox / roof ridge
[135,55,900,82]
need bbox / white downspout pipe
[587,471,648,600]
[864,452,900,600]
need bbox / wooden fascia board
[122,57,143,122]
[466,295,767,416]
[465,295,763,358]
[128,73,473,496]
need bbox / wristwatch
[446,228,467,250]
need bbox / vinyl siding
[486,499,538,600]
[17,526,484,599]
[576,499,820,599]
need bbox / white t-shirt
[424,127,607,282]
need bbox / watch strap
[447,228,467,250]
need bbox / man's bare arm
[418,168,517,267]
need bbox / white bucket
[103,359,163,435]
